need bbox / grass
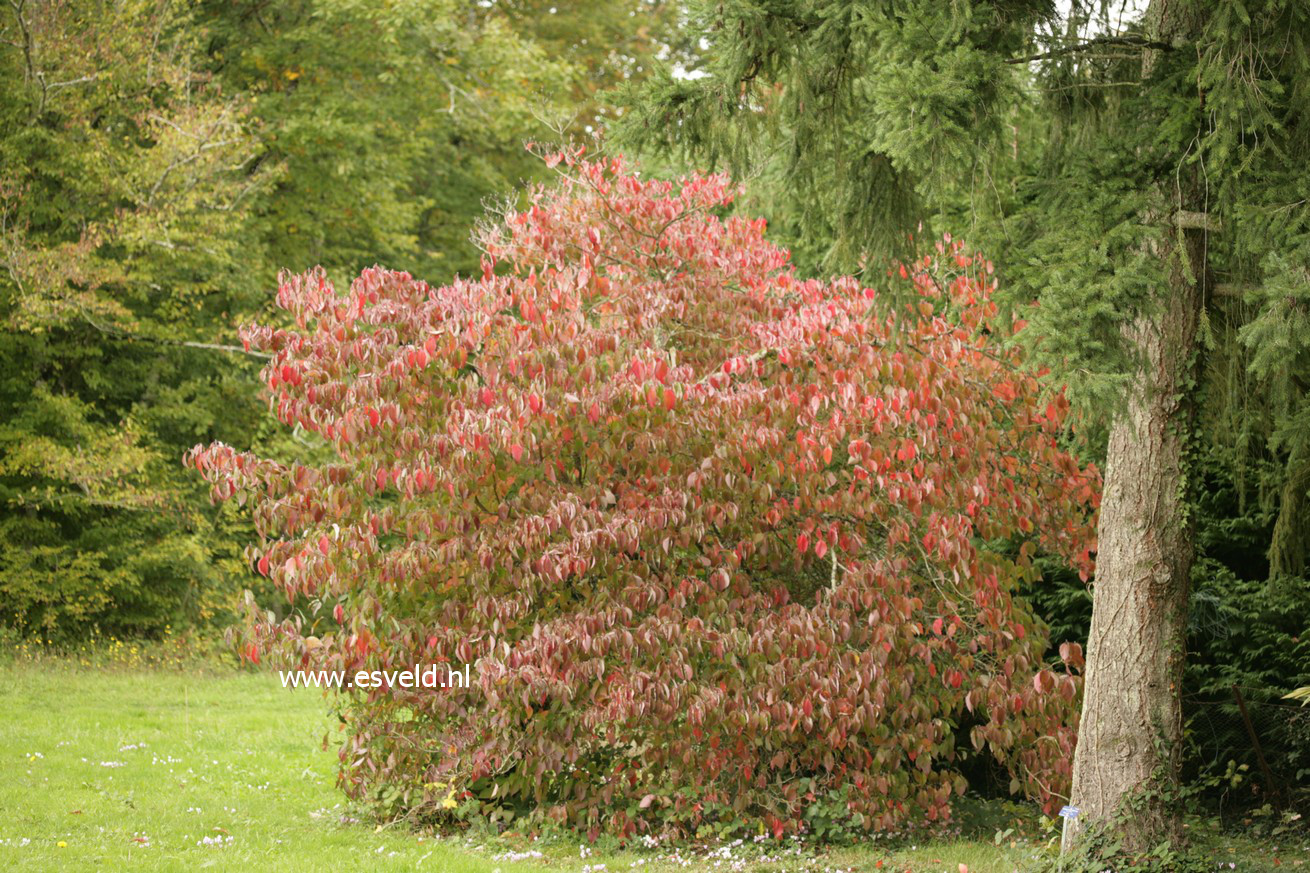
[1,659,1303,872]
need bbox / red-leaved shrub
[188,149,1099,838]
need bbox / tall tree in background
[618,0,1310,851]
[489,0,691,136]
[0,0,274,635]
[0,0,639,636]
[197,0,577,279]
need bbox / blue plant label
[1058,805,1080,819]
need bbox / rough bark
[1062,1,1208,853]
[1062,233,1203,850]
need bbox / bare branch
[177,340,271,359]
[1006,34,1174,65]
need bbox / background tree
[0,0,633,637]
[197,0,577,279]
[487,0,693,137]
[616,0,1310,851]
[0,0,274,636]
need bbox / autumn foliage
[187,150,1099,838]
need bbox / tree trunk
[1062,4,1209,853]
[1062,241,1203,851]
[1269,443,1310,578]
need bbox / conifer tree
[618,0,1310,851]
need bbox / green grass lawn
[0,662,1301,872]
